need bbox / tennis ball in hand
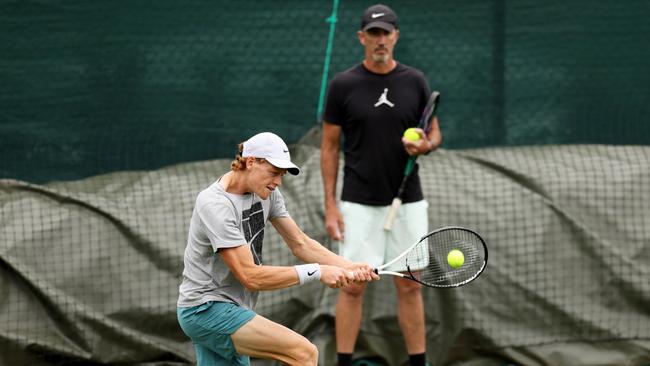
[447,249,465,269]
[403,128,421,142]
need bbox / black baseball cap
[360,4,398,32]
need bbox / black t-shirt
[324,62,431,205]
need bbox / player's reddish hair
[230,143,266,171]
[230,143,247,171]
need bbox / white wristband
[295,263,321,285]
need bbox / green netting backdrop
[1,1,650,366]
[1,0,649,183]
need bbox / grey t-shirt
[177,179,289,309]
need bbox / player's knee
[291,341,318,366]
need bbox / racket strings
[406,228,486,287]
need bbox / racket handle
[383,197,402,230]
[374,269,407,278]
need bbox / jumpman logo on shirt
[374,88,395,108]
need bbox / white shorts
[339,200,429,272]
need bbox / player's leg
[231,314,318,366]
[193,341,249,366]
[387,200,429,362]
[177,301,255,366]
[336,202,386,364]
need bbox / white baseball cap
[242,132,300,175]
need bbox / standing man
[320,4,442,366]
[177,132,378,366]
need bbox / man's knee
[395,277,422,296]
[340,282,367,298]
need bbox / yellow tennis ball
[403,128,421,142]
[447,249,465,269]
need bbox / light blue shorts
[339,200,429,272]
[177,301,256,366]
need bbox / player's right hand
[320,265,355,288]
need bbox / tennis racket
[374,226,487,288]
[383,91,440,230]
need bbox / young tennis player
[177,132,378,366]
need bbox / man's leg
[387,200,428,364]
[232,314,318,366]
[394,276,426,355]
[335,282,367,356]
[335,202,385,365]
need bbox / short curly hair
[230,142,266,171]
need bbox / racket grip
[383,197,402,230]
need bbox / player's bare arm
[272,216,377,283]
[219,245,301,290]
[220,244,358,289]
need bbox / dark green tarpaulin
[2,140,649,365]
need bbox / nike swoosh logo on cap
[371,13,385,18]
